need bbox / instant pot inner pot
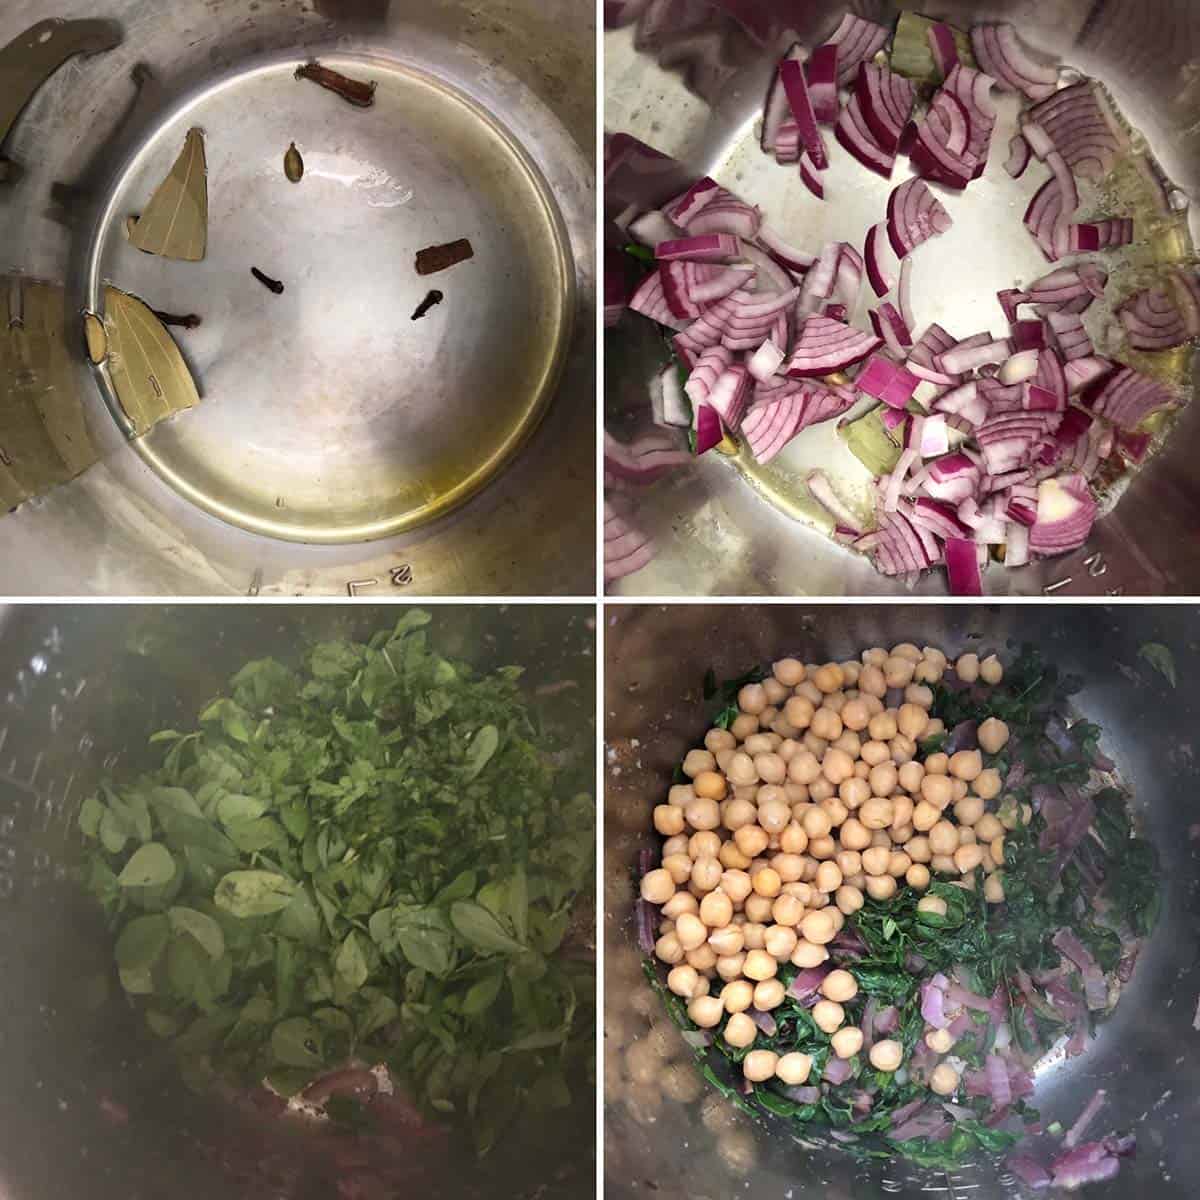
[85,52,573,543]
[604,605,1199,1200]
[0,605,594,1200]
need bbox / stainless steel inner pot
[0,603,595,1200]
[605,603,1199,1199]
[0,0,595,596]
[605,1,1200,596]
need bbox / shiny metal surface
[0,0,594,594]
[605,603,1199,1199]
[0,603,595,1200]
[605,1,1200,596]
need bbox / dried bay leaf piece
[0,276,99,511]
[83,311,108,364]
[103,286,201,436]
[0,19,122,161]
[129,127,208,261]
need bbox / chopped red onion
[927,21,960,78]
[779,58,829,170]
[797,241,841,317]
[1029,474,1097,556]
[1087,365,1175,429]
[1118,283,1191,350]
[823,1056,854,1085]
[886,178,953,259]
[604,430,691,484]
[806,469,864,534]
[1005,134,1032,178]
[656,234,741,263]
[628,209,680,248]
[806,43,840,123]
[1046,310,1094,362]
[1008,1154,1053,1190]
[774,119,802,165]
[684,344,733,407]
[857,354,919,408]
[694,402,722,454]
[799,154,824,198]
[857,62,916,157]
[663,177,722,226]
[755,226,815,276]
[761,46,804,154]
[785,315,882,377]
[742,386,802,463]
[688,197,762,240]
[706,363,752,430]
[658,363,690,427]
[835,243,865,316]
[864,222,898,297]
[1064,1089,1108,1149]
[938,338,1013,375]
[945,537,983,594]
[748,337,785,381]
[1026,81,1130,181]
[835,94,896,179]
[628,270,692,330]
[1065,355,1115,396]
[984,1053,1013,1107]
[970,22,1058,100]
[827,12,889,87]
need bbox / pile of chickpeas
[640,644,1032,1097]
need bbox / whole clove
[294,60,377,108]
[152,310,202,329]
[250,267,285,295]
[415,239,475,277]
[411,290,444,320]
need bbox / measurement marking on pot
[248,567,262,597]
[1084,552,1108,577]
[27,751,42,786]
[390,564,413,587]
[347,578,378,596]
[1043,577,1073,594]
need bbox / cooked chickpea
[743,1049,779,1082]
[729,713,757,741]
[716,952,747,982]
[812,999,845,1034]
[973,769,1002,801]
[796,805,829,839]
[775,1051,813,1085]
[979,654,1003,685]
[911,800,939,833]
[860,795,895,831]
[721,868,754,903]
[779,822,810,854]
[661,854,692,885]
[783,696,816,734]
[723,1011,757,1048]
[867,711,898,742]
[662,833,689,857]
[742,949,777,981]
[930,1064,961,1096]
[800,909,836,945]
[907,835,932,863]
[815,861,843,894]
[904,682,933,708]
[763,925,798,960]
[808,776,834,803]
[984,872,1005,903]
[906,863,931,890]
[762,678,789,707]
[955,653,980,683]
[840,698,870,731]
[772,658,805,687]
[821,799,850,830]
[788,942,826,972]
[691,856,723,893]
[727,752,759,787]
[990,835,1005,864]
[975,719,1009,757]
[675,913,708,952]
[925,1027,955,1054]
[751,867,782,899]
[808,834,836,860]
[861,740,891,767]
[744,894,773,924]
[812,664,843,693]
[930,854,957,874]
[861,846,890,877]
[862,648,888,667]
[753,754,786,788]
[953,842,984,874]
[836,884,865,915]
[922,773,955,812]
[734,825,770,859]
[706,727,737,754]
[897,761,924,794]
[653,804,685,837]
[887,850,912,878]
[743,733,775,756]
[897,703,928,740]
[925,751,950,775]
[719,981,752,1015]
[700,890,734,929]
[788,752,821,787]
[721,798,756,833]
[662,891,699,919]
[757,801,792,837]
[916,893,948,919]
[754,979,786,1011]
[708,924,745,956]
[688,993,724,1028]
[685,798,721,833]
[885,657,917,689]
[811,708,843,741]
[667,964,702,999]
[738,683,768,715]
[684,750,717,780]
[891,824,914,845]
[821,969,859,1003]
[839,777,871,810]
[641,869,675,904]
[869,1039,903,1071]
[865,874,898,900]
[927,821,958,857]
[827,1025,863,1059]
[838,817,871,852]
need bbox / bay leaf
[103,286,200,436]
[129,126,208,261]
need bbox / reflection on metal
[0,277,100,510]
[0,18,121,169]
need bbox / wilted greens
[79,610,593,1154]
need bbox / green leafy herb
[79,611,593,1156]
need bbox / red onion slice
[1029,473,1097,554]
[761,45,805,154]
[807,469,864,533]
[835,94,896,179]
[604,430,691,484]
[945,536,983,594]
[628,269,692,331]
[780,58,829,170]
[656,234,741,263]
[897,257,915,331]
[970,22,1058,100]
[1026,81,1130,181]
[827,12,889,87]
[706,363,753,430]
[755,226,814,276]
[684,344,733,407]
[927,22,960,79]
[858,354,919,408]
[1005,134,1032,178]
[688,197,762,239]
[856,63,916,157]
[663,177,722,226]
[604,501,655,583]
[694,402,722,454]
[1087,365,1176,429]
[658,363,690,426]
[886,178,953,259]
[628,209,680,247]
[774,120,801,165]
[748,338,785,382]
[1065,355,1115,396]
[806,44,840,124]
[785,315,882,377]
[1117,283,1192,350]
[800,154,824,198]
[864,222,898,297]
